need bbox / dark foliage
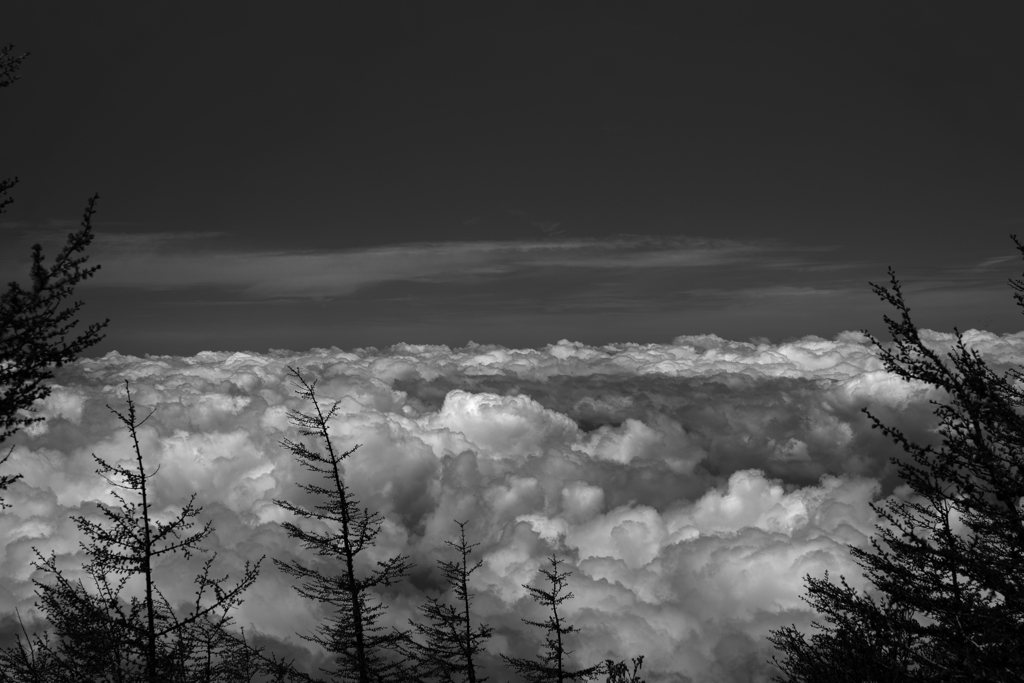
[0,382,264,682]
[0,43,108,504]
[0,44,27,90]
[272,367,413,683]
[399,520,493,683]
[768,572,919,683]
[500,555,602,683]
[602,656,645,683]
[769,237,1024,682]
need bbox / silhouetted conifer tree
[501,555,602,683]
[769,240,1024,682]
[0,381,263,682]
[273,367,413,683]
[0,44,108,504]
[768,572,919,683]
[398,520,493,683]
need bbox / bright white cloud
[3,328,1024,681]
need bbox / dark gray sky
[3,1,1024,355]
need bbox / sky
[3,2,1024,355]
[4,331,1024,682]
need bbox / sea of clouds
[3,328,1024,682]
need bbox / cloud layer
[3,328,1023,681]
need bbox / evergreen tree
[768,572,919,683]
[1,43,108,503]
[501,555,602,683]
[769,239,1024,682]
[273,367,413,683]
[0,381,263,682]
[400,520,493,683]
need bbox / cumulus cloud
[3,328,1023,681]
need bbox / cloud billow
[3,328,1022,681]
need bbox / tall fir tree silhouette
[770,240,1024,682]
[273,367,413,683]
[399,520,493,683]
[501,555,602,683]
[0,381,263,682]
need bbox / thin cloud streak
[65,232,1023,306]
[8,226,1024,356]
[77,235,806,298]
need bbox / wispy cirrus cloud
[974,254,1020,269]
[8,226,1023,356]
[75,234,801,298]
